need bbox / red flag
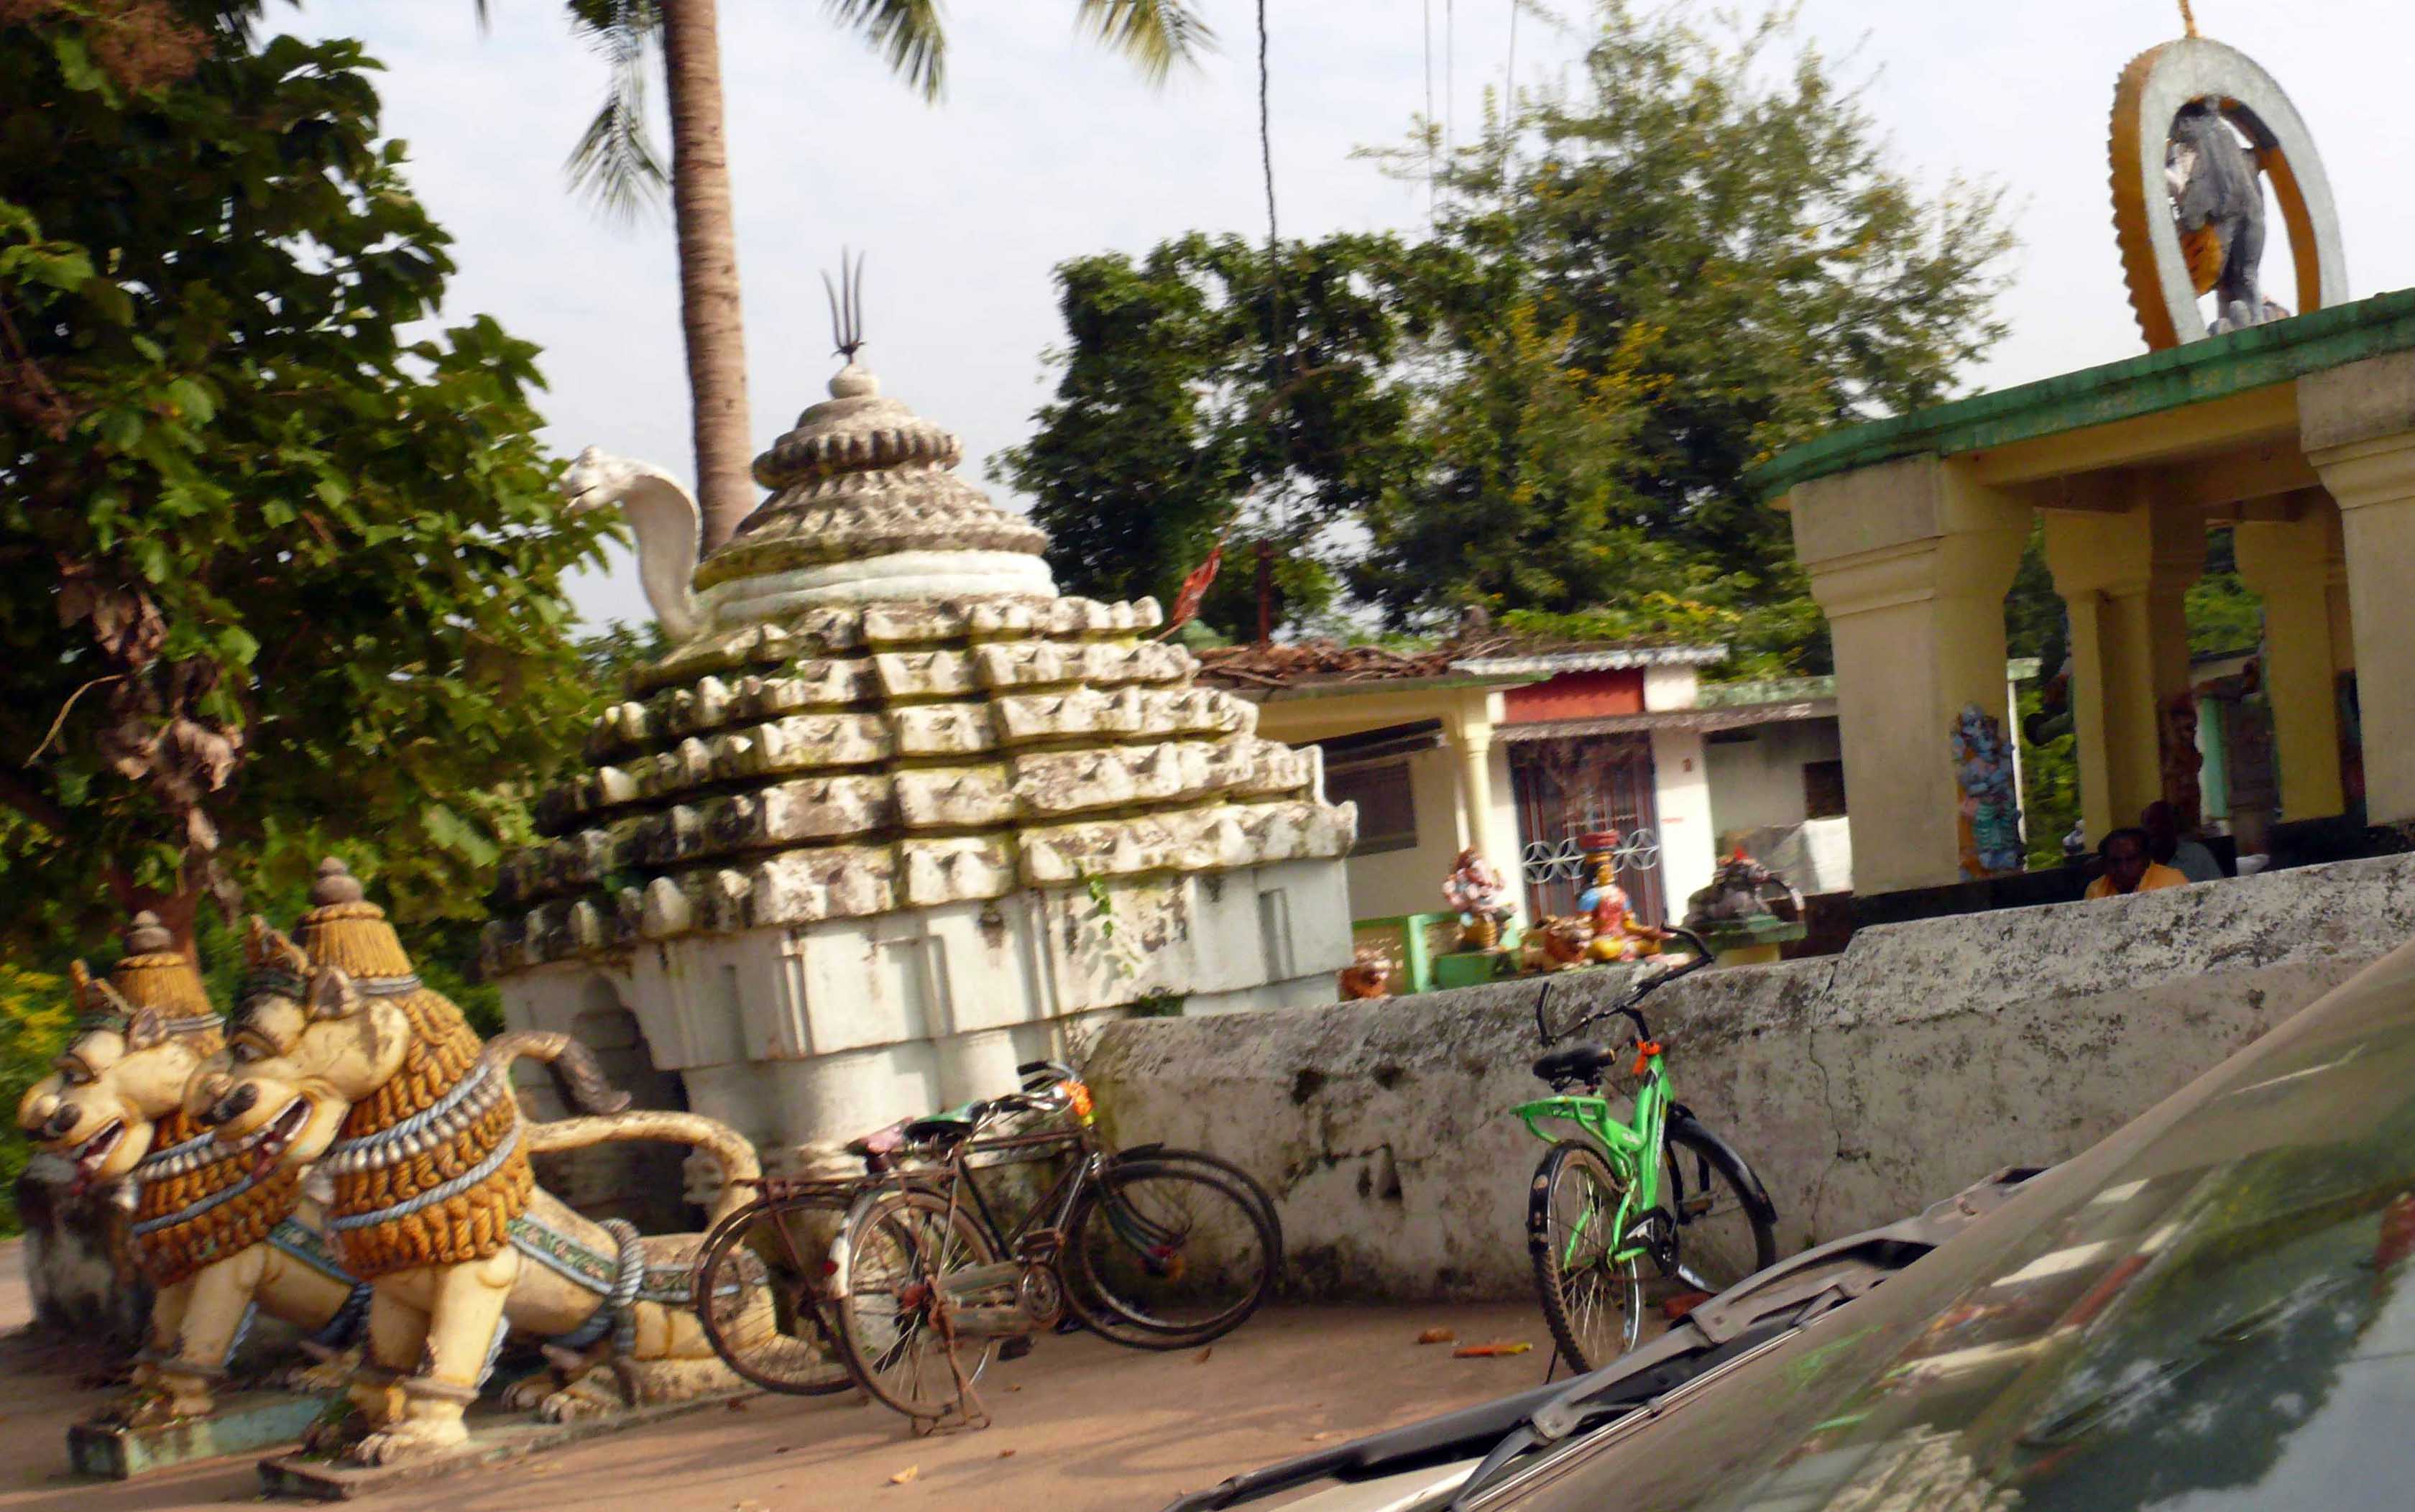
[1157,537,1227,640]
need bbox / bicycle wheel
[1114,1145,1284,1271]
[829,1188,1000,1421]
[1063,1159,1277,1350]
[1652,1122,1777,1307]
[1530,1140,1643,1373]
[693,1198,855,1396]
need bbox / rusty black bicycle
[691,1061,1280,1426]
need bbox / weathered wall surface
[1088,855,2415,1299]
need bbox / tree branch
[0,766,70,836]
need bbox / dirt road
[0,1248,1553,1512]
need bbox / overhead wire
[1502,0,1518,187]
[1422,0,1437,228]
[1445,0,1456,170]
[1254,0,1292,562]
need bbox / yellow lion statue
[190,860,804,1465]
[15,911,365,1426]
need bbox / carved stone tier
[492,358,1357,1173]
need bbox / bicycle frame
[1514,1050,1672,1264]
[934,1125,1100,1262]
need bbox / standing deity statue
[2166,101,2270,333]
[1576,831,1660,963]
[1953,704,2025,879]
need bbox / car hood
[1483,933,2415,1511]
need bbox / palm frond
[1075,0,1216,86]
[825,0,947,101]
[563,0,668,225]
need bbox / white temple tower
[484,361,1356,1168]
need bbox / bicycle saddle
[1532,1043,1612,1084]
[903,1100,994,1144]
[843,1118,911,1159]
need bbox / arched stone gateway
[486,360,1358,1174]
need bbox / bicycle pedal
[1000,1336,1036,1360]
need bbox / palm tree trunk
[660,0,756,553]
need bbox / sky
[283,0,2415,630]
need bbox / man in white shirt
[2141,801,2224,884]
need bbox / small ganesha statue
[1576,831,1662,963]
[1444,847,1513,951]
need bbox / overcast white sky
[286,1,2413,629]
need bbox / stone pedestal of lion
[15,912,368,1465]
[191,861,801,1467]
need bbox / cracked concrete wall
[1087,854,2415,1299]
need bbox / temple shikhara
[482,359,1356,1169]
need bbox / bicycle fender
[1666,1110,1779,1226]
[1524,1140,1595,1253]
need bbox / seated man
[2086,826,2189,899]
[2141,800,2223,883]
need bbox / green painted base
[257,1388,757,1501]
[67,1391,330,1480]
[1433,949,1515,990]
[1691,917,1808,947]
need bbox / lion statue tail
[483,1030,764,1225]
[522,1113,762,1226]
[481,1029,632,1115]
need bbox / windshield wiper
[1162,1316,1767,1512]
[1443,1307,1818,1511]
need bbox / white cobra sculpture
[559,448,703,645]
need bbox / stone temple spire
[485,353,1357,1152]
[691,361,1057,630]
[490,347,1362,1053]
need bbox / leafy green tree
[1007,5,2012,667]
[1363,2,2010,640]
[0,962,70,1233]
[998,232,1455,641]
[0,1,615,953]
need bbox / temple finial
[822,247,868,361]
[311,857,365,906]
[124,911,173,956]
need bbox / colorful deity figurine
[1952,703,2024,879]
[1443,847,1513,951]
[1575,831,1660,963]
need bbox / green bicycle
[1518,926,1777,1373]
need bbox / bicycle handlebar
[1017,1059,1077,1090]
[1533,926,1716,1048]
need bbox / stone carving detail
[496,359,1355,973]
[193,864,806,1466]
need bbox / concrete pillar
[2303,351,2415,822]
[2042,500,2200,839]
[1445,693,1522,923]
[1788,456,2028,895]
[2234,511,2347,823]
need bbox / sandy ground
[0,1239,1557,1511]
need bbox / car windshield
[1498,940,2415,1512]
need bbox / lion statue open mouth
[16,912,367,1428]
[190,859,807,1466]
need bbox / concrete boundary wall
[1087,855,2415,1299]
